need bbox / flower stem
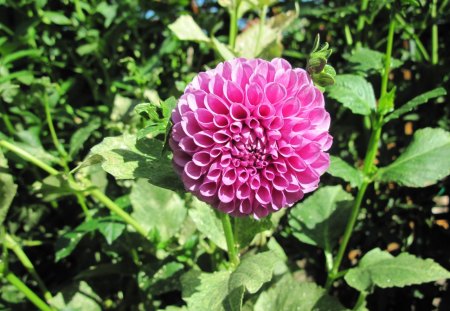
[5,234,53,303]
[4,272,53,311]
[229,0,241,49]
[254,5,268,57]
[325,13,396,291]
[219,212,240,268]
[0,140,149,240]
[431,0,438,64]
[355,0,369,47]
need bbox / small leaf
[211,37,236,61]
[254,274,348,311]
[97,217,126,245]
[327,74,376,115]
[0,151,17,226]
[33,174,74,202]
[96,2,118,28]
[168,15,210,42]
[234,217,272,249]
[378,87,396,116]
[377,128,450,187]
[188,198,227,251]
[344,248,450,292]
[344,47,403,75]
[130,179,186,242]
[69,118,101,158]
[42,11,72,25]
[328,156,363,188]
[90,133,184,191]
[288,185,354,250]
[50,281,101,310]
[384,87,447,123]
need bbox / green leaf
[168,15,210,42]
[235,10,296,58]
[377,128,450,187]
[328,155,363,188]
[96,217,126,245]
[327,74,376,115]
[69,118,101,158]
[188,198,227,251]
[55,221,98,261]
[181,271,232,311]
[76,42,98,56]
[344,248,450,292]
[378,87,396,116]
[138,262,184,293]
[32,174,74,202]
[130,179,186,242]
[90,133,184,191]
[0,151,17,226]
[384,87,447,123]
[211,37,236,61]
[344,47,403,75]
[288,185,354,249]
[229,251,281,294]
[42,11,72,25]
[96,2,118,28]
[254,274,348,311]
[50,281,101,311]
[234,217,272,249]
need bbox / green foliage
[377,128,450,187]
[0,152,17,226]
[343,47,403,75]
[50,281,102,310]
[288,186,354,250]
[169,15,211,43]
[328,156,363,188]
[345,248,450,292]
[327,75,376,115]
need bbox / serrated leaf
[344,47,403,75]
[90,133,184,191]
[288,185,354,249]
[327,74,376,115]
[188,198,227,250]
[0,151,17,226]
[328,156,363,188]
[234,217,272,249]
[229,251,281,294]
[377,128,450,187]
[384,87,447,123]
[130,179,186,241]
[168,15,210,42]
[344,248,450,292]
[255,274,348,311]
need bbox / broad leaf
[327,75,376,115]
[345,248,450,292]
[0,151,17,226]
[377,128,450,187]
[254,274,348,311]
[344,47,403,75]
[384,87,447,123]
[188,198,227,251]
[211,37,236,61]
[328,156,363,188]
[90,133,184,191]
[168,15,210,42]
[69,118,101,158]
[229,251,281,293]
[96,217,126,245]
[130,179,186,242]
[234,217,272,249]
[288,185,353,250]
[50,281,101,311]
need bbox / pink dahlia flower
[170,58,332,219]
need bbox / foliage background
[0,0,449,310]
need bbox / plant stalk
[229,0,241,49]
[325,13,396,290]
[0,140,149,240]
[355,0,369,47]
[431,0,438,64]
[4,272,53,311]
[219,212,240,268]
[5,234,53,302]
[254,5,268,57]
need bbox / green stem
[431,0,438,64]
[89,189,148,238]
[380,16,396,96]
[326,14,396,291]
[354,291,367,310]
[0,140,59,175]
[5,234,53,302]
[0,140,149,240]
[229,0,241,49]
[355,0,369,47]
[5,272,53,311]
[254,5,268,57]
[219,212,240,268]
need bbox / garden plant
[0,0,450,310]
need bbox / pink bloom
[170,58,332,218]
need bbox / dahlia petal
[205,93,230,115]
[230,103,249,121]
[237,183,250,199]
[239,199,252,214]
[245,83,263,106]
[218,184,234,203]
[193,131,215,148]
[224,80,244,103]
[265,82,287,104]
[222,167,237,185]
[193,151,213,167]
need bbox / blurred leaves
[0,151,17,226]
